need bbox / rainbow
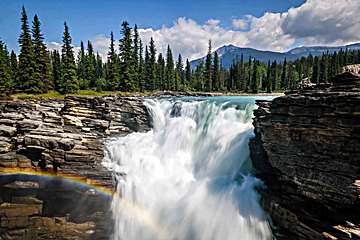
[0,167,170,239]
[0,167,114,196]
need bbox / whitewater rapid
[103,97,272,240]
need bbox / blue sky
[0,0,359,61]
[0,0,304,51]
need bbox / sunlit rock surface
[0,96,151,239]
[250,72,360,239]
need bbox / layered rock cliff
[250,72,360,239]
[0,96,151,239]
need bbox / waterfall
[103,97,272,240]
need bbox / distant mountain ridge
[190,43,360,69]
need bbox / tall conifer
[119,21,136,91]
[18,6,37,92]
[32,14,50,92]
[60,22,78,94]
[205,40,212,91]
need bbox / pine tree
[176,54,184,89]
[144,45,151,90]
[205,40,212,91]
[157,53,165,90]
[138,40,145,91]
[32,14,50,92]
[312,56,320,84]
[238,54,244,90]
[266,60,271,93]
[212,51,219,91]
[246,56,252,92]
[119,21,136,91]
[0,41,12,96]
[86,40,97,88]
[10,51,18,86]
[51,50,61,91]
[270,61,278,91]
[95,53,103,79]
[149,38,157,90]
[95,52,105,91]
[251,60,259,93]
[77,41,87,89]
[319,54,328,83]
[18,6,37,92]
[185,59,191,88]
[60,22,78,94]
[133,24,139,85]
[281,58,287,89]
[107,31,120,90]
[165,45,174,90]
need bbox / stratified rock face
[250,72,360,239]
[0,96,151,239]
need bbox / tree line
[223,48,360,93]
[1,7,360,97]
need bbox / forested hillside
[1,7,360,97]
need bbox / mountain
[190,43,360,69]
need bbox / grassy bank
[5,90,284,101]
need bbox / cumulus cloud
[282,0,360,46]
[47,0,360,62]
[232,18,248,30]
[136,0,360,60]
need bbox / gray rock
[250,72,360,239]
[0,125,17,137]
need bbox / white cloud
[136,0,360,60]
[206,19,221,27]
[47,0,360,62]
[282,0,360,46]
[232,19,248,30]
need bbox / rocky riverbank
[250,72,360,239]
[0,96,151,239]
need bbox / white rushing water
[103,97,272,240]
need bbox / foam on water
[103,97,272,240]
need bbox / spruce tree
[281,58,287,90]
[271,61,278,91]
[77,41,87,89]
[251,60,259,93]
[266,61,271,93]
[312,56,320,84]
[319,54,328,83]
[185,59,191,88]
[246,56,252,92]
[107,31,120,90]
[165,45,174,90]
[138,40,145,91]
[176,54,184,89]
[144,45,151,90]
[18,6,37,92]
[60,22,78,94]
[86,40,97,88]
[119,21,136,91]
[212,51,219,91]
[0,41,12,96]
[133,24,139,84]
[156,53,165,90]
[10,51,18,86]
[32,14,50,92]
[149,38,157,90]
[95,52,105,91]
[239,54,244,90]
[205,40,212,91]
[51,50,61,91]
